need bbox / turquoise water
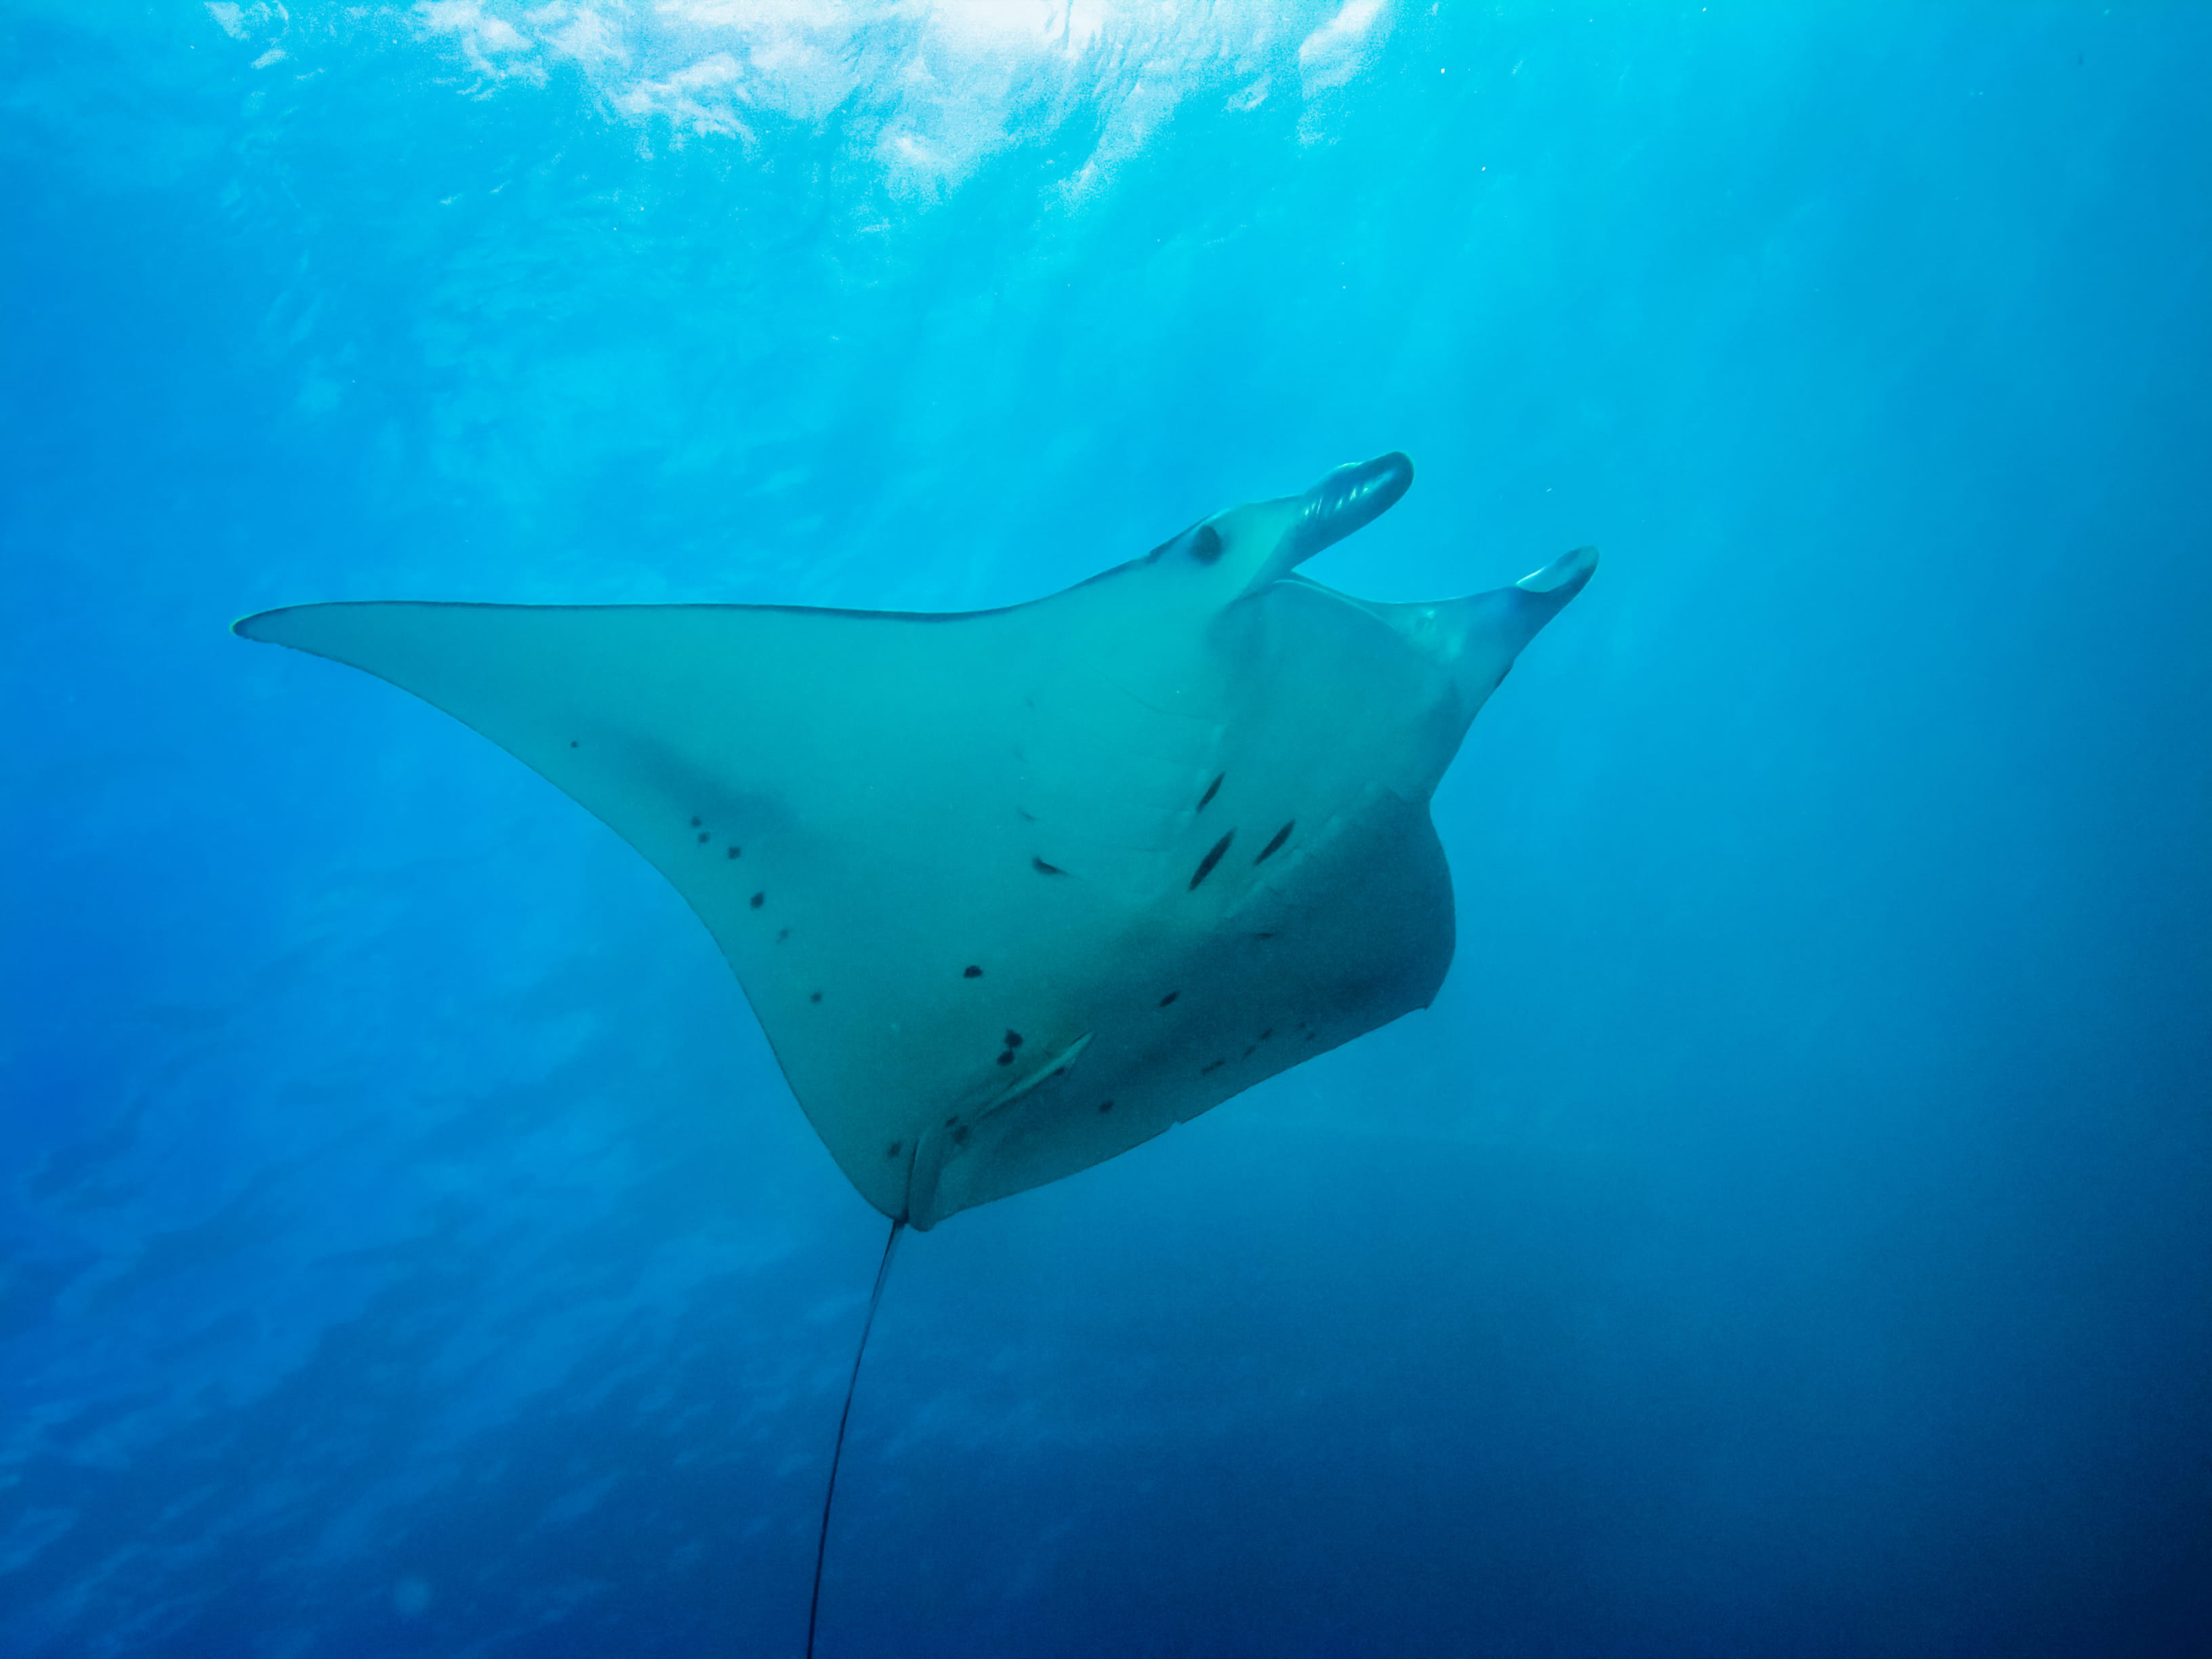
[5,4,2209,1654]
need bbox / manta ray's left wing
[237,598,1191,1216]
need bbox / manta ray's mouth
[1290,450,1414,560]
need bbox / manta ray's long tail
[807,1215,905,1659]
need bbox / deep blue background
[5,3,2209,1654]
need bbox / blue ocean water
[5,2,2209,1654]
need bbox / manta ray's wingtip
[232,607,286,641]
[234,604,337,644]
[1515,544,1598,598]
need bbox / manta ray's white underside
[239,455,1594,1227]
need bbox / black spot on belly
[1242,1045,1256,1059]
[809,991,822,1003]
[1254,821,1294,863]
[1032,857,1066,876]
[1252,931,1278,940]
[569,739,579,748]
[1201,1059,1224,1075]
[963,964,983,978]
[697,831,710,844]
[726,846,741,859]
[953,1126,970,1145]
[1099,1099,1115,1114]
[886,1141,902,1159]
[997,1051,1015,1067]
[1189,832,1234,890]
[750,892,765,909]
[1158,991,1179,1008]
[776,928,790,942]
[1004,1031,1023,1048]
[1197,773,1224,811]
[1259,1027,1273,1041]
[690,817,701,827]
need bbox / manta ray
[237,452,1594,1230]
[239,451,1593,1647]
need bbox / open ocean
[4,3,2209,1654]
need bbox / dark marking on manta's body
[1197,773,1224,811]
[1032,857,1066,876]
[726,846,742,859]
[1200,1059,1224,1075]
[963,964,983,978]
[1158,991,1179,1008]
[1189,832,1234,890]
[1254,822,1294,863]
[751,892,766,909]
[1145,521,1224,564]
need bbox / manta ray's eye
[1190,523,1223,563]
